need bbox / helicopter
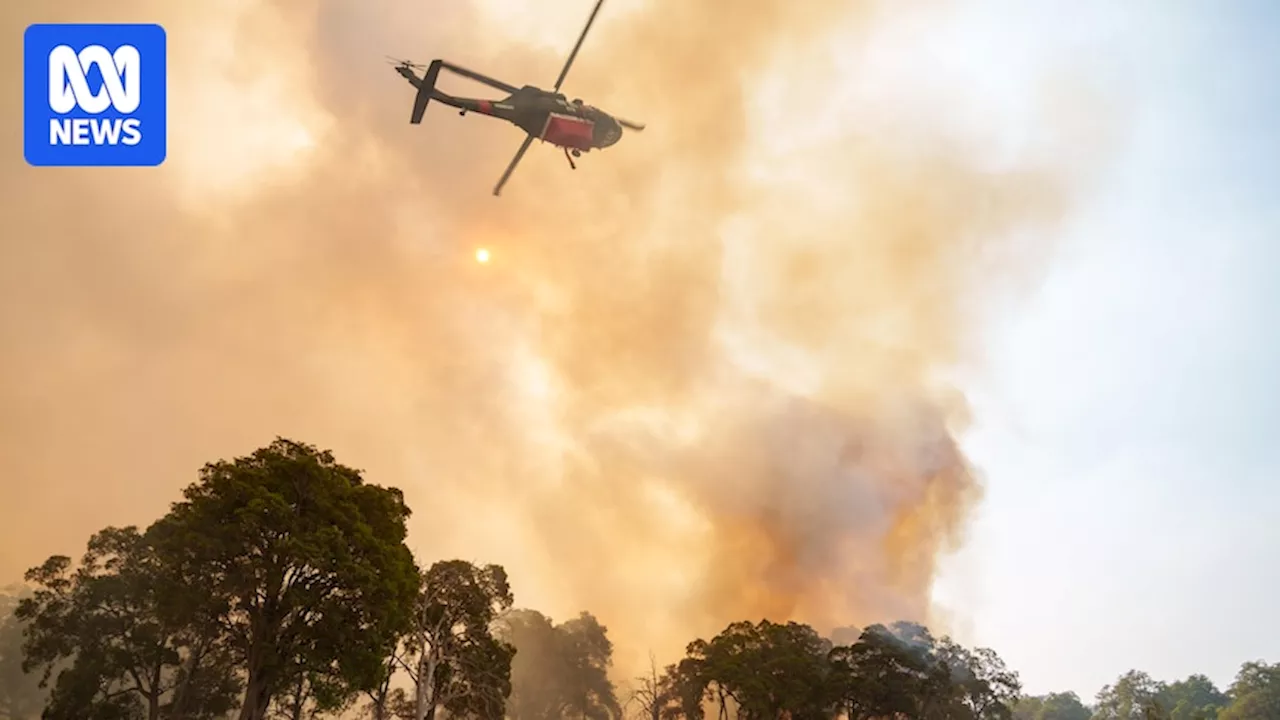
[388,0,645,197]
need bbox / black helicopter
[389,0,645,197]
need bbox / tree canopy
[0,438,1274,720]
[396,559,515,720]
[148,438,421,720]
[501,609,621,720]
[1014,691,1092,720]
[1217,662,1280,720]
[16,526,238,720]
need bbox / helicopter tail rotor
[385,55,428,71]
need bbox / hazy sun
[475,248,491,263]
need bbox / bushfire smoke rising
[1,0,1079,673]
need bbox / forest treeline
[0,439,1276,720]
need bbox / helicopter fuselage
[397,67,621,153]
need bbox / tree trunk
[170,641,205,716]
[414,647,440,720]
[238,658,274,720]
[148,657,164,720]
[369,686,388,720]
[240,589,284,720]
[288,673,308,720]
[290,692,305,720]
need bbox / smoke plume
[1,0,1080,673]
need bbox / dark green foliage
[683,620,837,720]
[657,619,1021,720]
[147,438,420,720]
[15,527,238,720]
[268,669,359,720]
[830,624,937,719]
[359,654,400,720]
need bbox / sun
[475,247,491,264]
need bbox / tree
[661,658,709,720]
[398,560,515,720]
[1093,671,1168,719]
[559,613,624,720]
[936,639,1021,719]
[360,652,402,720]
[659,618,1021,720]
[1013,691,1091,720]
[148,438,420,720]
[502,609,622,720]
[1218,661,1280,720]
[386,688,417,719]
[1159,674,1227,720]
[828,621,1021,720]
[830,625,934,720]
[16,527,238,720]
[875,622,960,719]
[503,610,563,720]
[626,653,676,720]
[1014,696,1043,720]
[680,620,837,720]
[268,667,359,720]
[0,587,48,720]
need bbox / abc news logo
[48,44,144,147]
[23,23,167,167]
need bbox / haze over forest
[2,0,1276,718]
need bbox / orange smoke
[0,0,1085,678]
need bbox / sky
[2,0,1278,707]
[929,0,1280,699]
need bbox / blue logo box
[23,23,167,167]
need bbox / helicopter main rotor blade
[439,61,519,95]
[552,0,606,92]
[618,118,645,131]
[494,134,536,197]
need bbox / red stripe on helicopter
[541,113,595,151]
[476,100,493,114]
